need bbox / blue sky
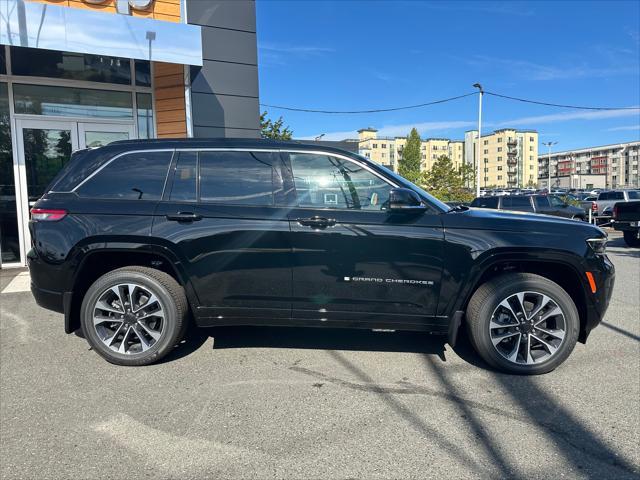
[256,0,640,150]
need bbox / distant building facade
[355,128,464,173]
[465,129,539,189]
[538,141,640,189]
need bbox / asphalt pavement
[1,232,638,479]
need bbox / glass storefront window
[13,84,133,119]
[10,47,132,85]
[136,93,154,139]
[1,82,21,263]
[0,48,6,75]
[135,60,151,87]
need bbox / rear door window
[613,191,625,200]
[199,151,279,206]
[535,196,550,208]
[471,197,498,209]
[76,151,172,200]
[168,151,197,202]
[503,196,533,211]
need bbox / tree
[260,111,293,140]
[421,155,475,203]
[459,162,475,190]
[398,128,421,183]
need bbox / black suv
[470,195,586,220]
[28,139,614,374]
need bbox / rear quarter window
[76,151,172,200]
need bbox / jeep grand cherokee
[28,139,615,374]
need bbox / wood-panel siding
[153,62,187,138]
[28,0,188,138]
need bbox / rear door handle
[166,212,202,222]
[296,216,336,229]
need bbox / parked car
[470,194,586,220]
[612,201,640,247]
[29,139,614,374]
[593,190,640,215]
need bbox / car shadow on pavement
[606,236,640,257]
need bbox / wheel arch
[65,243,197,334]
[451,254,590,344]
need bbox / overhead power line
[259,92,477,114]
[260,90,640,115]
[484,91,639,111]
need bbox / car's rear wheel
[466,273,579,375]
[81,266,188,366]
[623,230,640,247]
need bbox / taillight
[613,205,618,219]
[591,202,597,212]
[30,208,67,221]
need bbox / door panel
[284,152,445,326]
[152,150,293,320]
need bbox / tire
[80,266,188,366]
[466,273,579,375]
[623,230,640,248]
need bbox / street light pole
[473,83,483,197]
[542,141,557,191]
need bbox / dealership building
[0,0,260,267]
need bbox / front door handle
[166,212,202,222]
[296,216,336,229]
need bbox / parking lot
[0,232,638,480]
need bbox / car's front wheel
[80,266,188,366]
[466,273,579,375]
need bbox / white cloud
[494,108,640,128]
[606,125,640,132]
[301,120,476,141]
[301,109,640,141]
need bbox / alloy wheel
[92,283,165,355]
[489,291,566,365]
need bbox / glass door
[14,119,79,264]
[78,123,135,149]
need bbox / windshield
[628,191,640,200]
[370,161,452,212]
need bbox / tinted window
[199,151,275,206]
[169,152,197,202]
[11,46,132,85]
[598,192,610,200]
[549,195,565,207]
[613,191,625,200]
[503,196,533,211]
[535,196,550,208]
[289,153,392,210]
[77,152,172,200]
[471,197,499,208]
[628,191,640,200]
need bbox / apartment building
[356,128,464,173]
[465,129,539,188]
[538,141,640,189]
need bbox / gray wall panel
[192,92,260,130]
[187,0,256,32]
[190,61,258,97]
[194,126,260,138]
[186,0,260,137]
[200,27,257,65]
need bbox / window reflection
[11,46,132,85]
[0,82,20,263]
[13,84,133,119]
[136,93,154,139]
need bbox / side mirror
[387,188,426,213]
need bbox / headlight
[586,237,607,255]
